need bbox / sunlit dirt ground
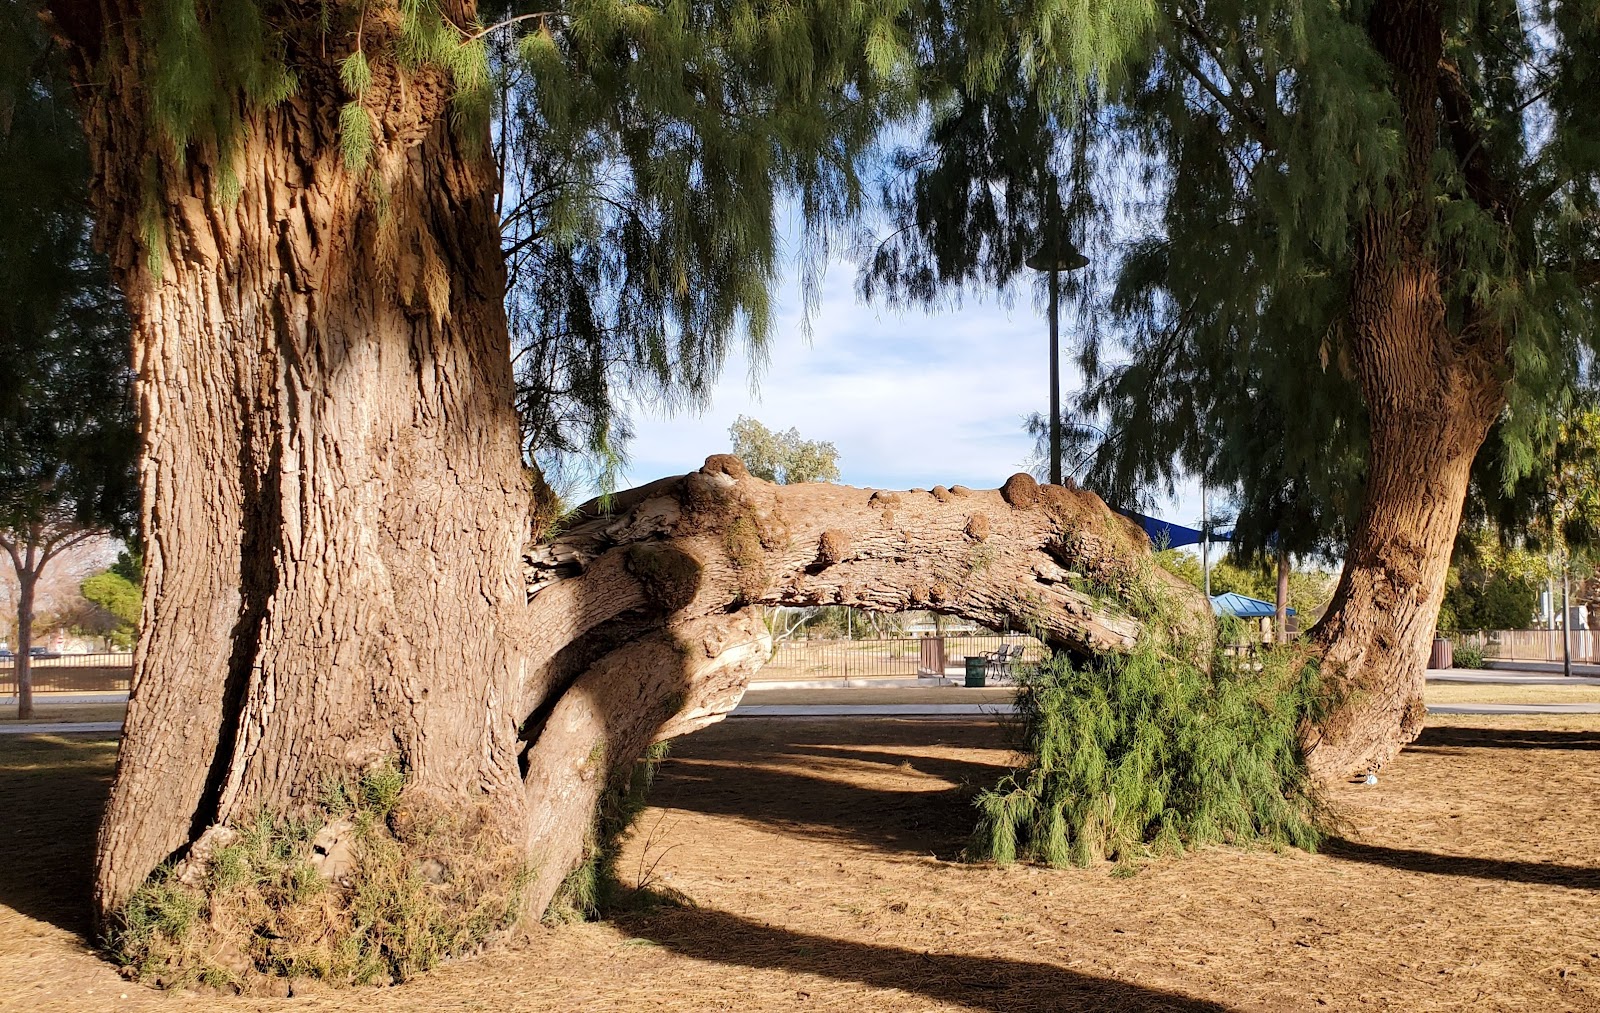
[3,714,1598,1012]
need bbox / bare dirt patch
[3,715,1598,1012]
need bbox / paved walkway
[732,701,1600,719]
[7,663,1600,733]
[5,700,1598,735]
[0,721,122,735]
[1484,659,1600,677]
[1426,668,1600,685]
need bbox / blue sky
[614,259,1208,530]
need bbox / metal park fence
[0,651,133,696]
[757,634,1047,683]
[1455,628,1600,665]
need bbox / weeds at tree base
[969,634,1330,869]
[547,740,692,922]
[108,763,530,992]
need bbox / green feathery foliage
[970,639,1327,869]
[488,0,1160,483]
[863,2,1600,564]
[1468,395,1600,558]
[489,0,918,483]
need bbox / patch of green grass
[109,763,529,991]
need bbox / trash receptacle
[1429,637,1453,670]
[964,655,988,688]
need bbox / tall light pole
[1027,239,1090,486]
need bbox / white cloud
[623,267,1062,488]
[614,258,1208,529]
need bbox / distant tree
[729,416,841,485]
[109,550,143,587]
[0,12,135,717]
[81,569,141,648]
[1439,568,1540,633]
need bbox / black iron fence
[758,634,1046,683]
[0,652,133,696]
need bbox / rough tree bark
[40,1,1203,931]
[47,4,539,918]
[1302,0,1507,781]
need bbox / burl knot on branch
[815,529,851,568]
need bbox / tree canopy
[0,8,135,561]
[863,1,1600,563]
[729,415,841,484]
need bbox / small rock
[309,818,357,881]
[418,857,448,883]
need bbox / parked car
[0,648,12,659]
[28,647,61,660]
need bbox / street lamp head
[1026,238,1089,273]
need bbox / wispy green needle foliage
[489,0,915,482]
[865,2,1600,563]
[486,0,1159,484]
[970,638,1326,868]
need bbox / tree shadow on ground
[1325,838,1600,890]
[0,733,118,936]
[650,719,1015,859]
[621,904,1235,1013]
[1410,726,1600,752]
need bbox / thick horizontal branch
[519,457,1210,715]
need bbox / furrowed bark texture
[58,5,536,917]
[49,3,1206,932]
[1304,1,1506,780]
[514,460,1207,915]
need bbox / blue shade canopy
[1210,592,1294,618]
[1117,509,1232,550]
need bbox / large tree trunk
[1302,1,1507,780]
[56,7,538,918]
[15,567,35,720]
[49,0,1206,941]
[1305,362,1498,779]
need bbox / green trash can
[963,655,988,688]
